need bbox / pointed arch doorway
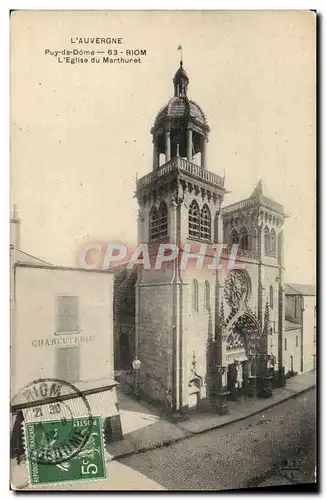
[226,312,262,399]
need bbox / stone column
[153,139,159,169]
[215,365,229,415]
[235,361,243,391]
[257,354,273,399]
[247,355,257,397]
[134,273,141,396]
[137,207,145,244]
[215,338,230,414]
[201,136,207,169]
[187,128,193,161]
[165,130,171,162]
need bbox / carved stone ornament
[216,365,226,376]
[224,269,250,312]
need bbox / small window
[56,296,79,333]
[204,281,210,310]
[239,227,248,250]
[270,229,276,257]
[284,338,287,351]
[192,279,199,312]
[296,335,299,347]
[231,229,239,245]
[313,355,316,369]
[264,227,270,255]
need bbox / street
[118,388,316,491]
[11,388,316,491]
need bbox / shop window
[56,296,79,333]
[56,346,80,382]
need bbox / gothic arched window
[270,228,276,257]
[157,201,168,239]
[200,204,211,241]
[250,227,257,252]
[270,285,274,309]
[204,280,210,310]
[192,279,199,311]
[189,200,200,239]
[149,206,158,241]
[239,227,248,250]
[264,227,270,255]
[149,203,168,241]
[231,229,239,245]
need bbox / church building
[115,60,287,417]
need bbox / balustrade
[136,156,225,190]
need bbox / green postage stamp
[24,416,106,485]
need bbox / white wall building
[10,209,123,458]
[284,283,316,375]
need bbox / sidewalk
[106,370,316,461]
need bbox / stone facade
[128,61,288,416]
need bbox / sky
[11,10,316,284]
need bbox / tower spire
[173,46,189,97]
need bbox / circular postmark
[11,378,94,466]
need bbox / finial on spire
[177,44,183,63]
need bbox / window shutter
[56,296,79,333]
[55,347,80,382]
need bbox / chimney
[10,205,20,250]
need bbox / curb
[178,383,316,437]
[106,383,315,463]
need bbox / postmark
[12,378,93,465]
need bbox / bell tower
[222,179,286,384]
[135,59,227,416]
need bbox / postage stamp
[12,378,107,485]
[24,416,107,485]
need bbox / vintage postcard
[10,10,316,491]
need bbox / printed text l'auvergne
[70,37,123,44]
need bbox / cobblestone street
[118,388,316,491]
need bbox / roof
[12,248,52,266]
[250,179,274,200]
[154,97,207,128]
[222,178,284,216]
[285,319,302,331]
[285,283,316,296]
[14,262,115,274]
